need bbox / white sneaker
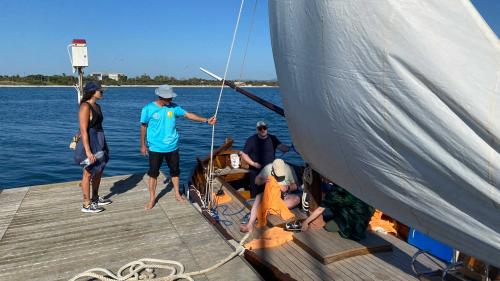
[81,202,104,213]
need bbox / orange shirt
[256,176,295,227]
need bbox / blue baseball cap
[83,81,104,94]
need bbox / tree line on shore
[0,74,278,86]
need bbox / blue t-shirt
[140,102,187,153]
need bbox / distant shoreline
[0,84,278,88]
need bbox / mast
[200,67,285,117]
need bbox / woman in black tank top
[77,81,111,213]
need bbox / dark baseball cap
[83,81,104,94]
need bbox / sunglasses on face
[257,126,267,131]
[271,169,286,182]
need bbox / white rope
[238,0,258,82]
[70,233,250,281]
[205,0,246,208]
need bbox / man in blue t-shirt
[239,121,290,198]
[140,85,216,209]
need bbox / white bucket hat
[272,159,287,178]
[155,84,177,99]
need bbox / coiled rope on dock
[69,233,250,281]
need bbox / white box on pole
[71,39,88,67]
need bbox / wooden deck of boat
[0,173,261,281]
[212,184,445,281]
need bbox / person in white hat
[239,120,290,198]
[140,85,216,209]
[240,158,302,233]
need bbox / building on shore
[91,72,127,81]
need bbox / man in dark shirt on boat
[239,121,290,198]
[140,85,216,210]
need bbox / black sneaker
[81,202,104,213]
[93,196,112,206]
[285,220,302,231]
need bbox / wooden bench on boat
[293,228,393,264]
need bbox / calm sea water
[0,87,302,189]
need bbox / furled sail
[269,0,500,266]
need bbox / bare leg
[91,171,103,201]
[284,194,301,209]
[81,169,92,207]
[146,176,157,210]
[172,176,186,203]
[240,193,262,233]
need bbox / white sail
[269,0,500,267]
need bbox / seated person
[301,181,374,241]
[240,159,301,233]
[239,121,290,198]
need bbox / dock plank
[0,173,261,281]
[0,187,29,240]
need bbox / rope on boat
[303,165,313,186]
[69,233,251,281]
[238,0,258,82]
[205,0,246,209]
[212,198,255,226]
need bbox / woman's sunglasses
[257,126,267,131]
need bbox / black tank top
[85,102,104,131]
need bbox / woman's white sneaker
[81,202,104,213]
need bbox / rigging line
[238,0,258,82]
[205,0,246,207]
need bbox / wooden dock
[0,173,262,281]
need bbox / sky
[0,0,498,80]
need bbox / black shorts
[249,169,264,198]
[148,149,180,178]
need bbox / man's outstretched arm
[184,112,216,125]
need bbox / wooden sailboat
[190,1,499,277]
[188,1,499,279]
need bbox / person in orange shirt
[240,159,300,233]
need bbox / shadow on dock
[103,173,145,199]
[155,177,173,204]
